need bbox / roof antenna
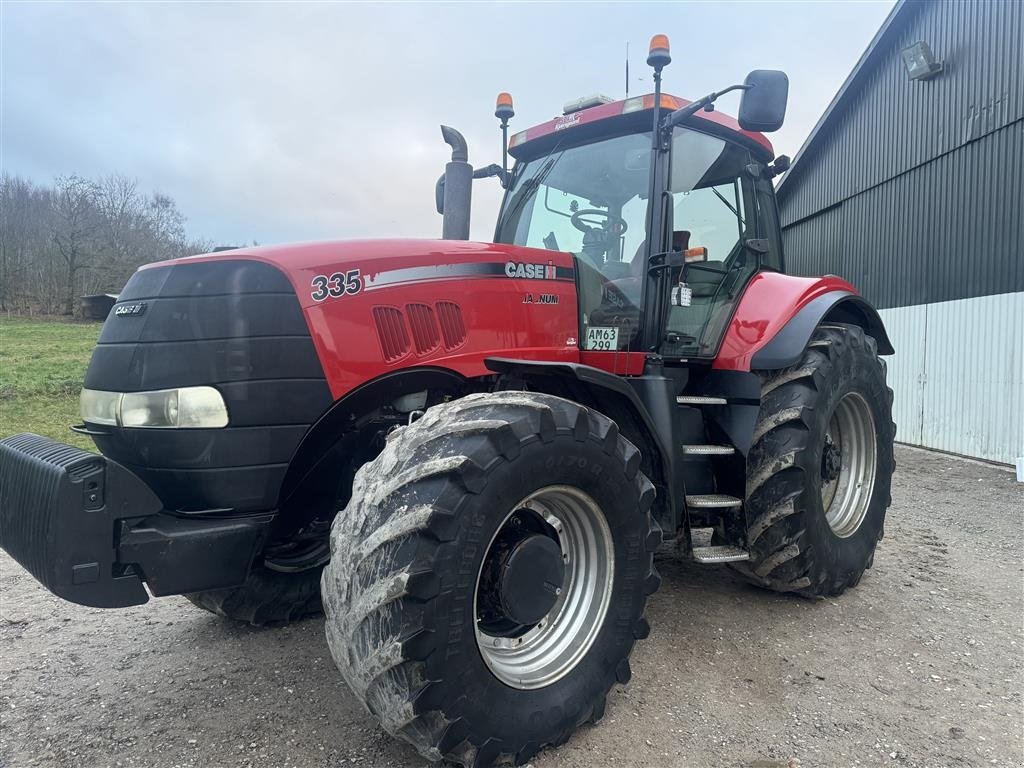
[625,42,630,97]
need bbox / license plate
[585,326,619,351]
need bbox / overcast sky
[2,1,895,245]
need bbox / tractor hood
[145,238,575,309]
[136,238,582,400]
[86,238,579,513]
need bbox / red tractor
[0,36,894,767]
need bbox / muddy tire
[185,560,324,625]
[321,392,660,767]
[732,324,896,597]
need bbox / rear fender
[714,273,894,372]
[751,293,894,370]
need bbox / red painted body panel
[579,350,646,376]
[146,240,581,399]
[714,272,859,371]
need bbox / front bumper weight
[0,433,156,607]
[0,433,268,608]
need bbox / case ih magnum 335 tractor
[1,37,894,767]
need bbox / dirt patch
[1,446,1021,767]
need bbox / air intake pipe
[439,125,472,240]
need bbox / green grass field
[0,316,102,451]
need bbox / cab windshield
[495,127,768,357]
[495,131,653,351]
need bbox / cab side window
[661,129,758,357]
[671,179,746,265]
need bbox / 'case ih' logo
[505,262,557,280]
[114,302,147,317]
[553,112,582,131]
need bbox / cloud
[1,1,895,247]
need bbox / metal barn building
[777,0,1022,465]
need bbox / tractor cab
[430,34,792,362]
[494,94,787,360]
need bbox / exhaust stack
[440,125,472,240]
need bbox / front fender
[714,273,894,372]
[485,357,677,534]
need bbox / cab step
[693,545,750,564]
[690,526,714,547]
[676,395,727,406]
[685,494,743,510]
[682,444,735,456]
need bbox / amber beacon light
[647,34,671,68]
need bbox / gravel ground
[1,445,1021,768]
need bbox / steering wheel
[570,209,628,236]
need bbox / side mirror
[738,70,789,132]
[435,175,445,215]
[769,154,791,178]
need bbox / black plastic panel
[91,425,308,469]
[98,294,309,343]
[84,259,332,515]
[118,514,267,596]
[84,337,326,390]
[217,380,333,426]
[123,462,289,513]
[119,260,293,300]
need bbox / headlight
[79,389,121,426]
[81,386,228,429]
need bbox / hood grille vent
[372,306,412,362]
[406,303,441,355]
[372,301,465,361]
[435,301,467,350]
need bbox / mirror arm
[473,164,508,185]
[647,249,684,273]
[437,164,509,215]
[662,83,751,131]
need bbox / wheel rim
[475,485,614,690]
[263,520,331,573]
[820,392,878,538]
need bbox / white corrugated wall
[878,291,1023,464]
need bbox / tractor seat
[601,261,633,281]
[686,262,728,297]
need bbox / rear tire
[733,324,896,597]
[321,392,661,767]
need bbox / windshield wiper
[495,155,560,237]
[494,131,577,239]
[711,187,744,224]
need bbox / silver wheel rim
[475,485,614,690]
[821,392,878,538]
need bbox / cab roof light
[623,93,682,114]
[647,34,671,69]
[495,92,515,120]
[562,94,613,115]
[509,129,529,148]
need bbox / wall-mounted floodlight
[901,41,942,81]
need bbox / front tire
[734,324,896,597]
[321,392,661,767]
[185,539,327,625]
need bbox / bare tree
[0,172,215,315]
[51,176,101,314]
[0,175,49,311]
